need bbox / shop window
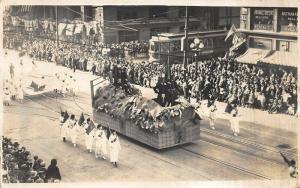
[251,8,274,31]
[278,8,297,32]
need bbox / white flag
[74,23,83,34]
[224,24,237,42]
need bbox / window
[278,8,297,32]
[218,7,240,29]
[150,27,169,36]
[117,7,137,20]
[149,6,168,18]
[118,30,139,42]
[251,8,274,31]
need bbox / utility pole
[55,6,59,47]
[81,6,85,44]
[183,6,189,98]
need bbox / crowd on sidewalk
[2,137,61,183]
[3,33,298,116]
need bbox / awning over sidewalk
[235,48,270,65]
[259,50,298,68]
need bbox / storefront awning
[259,50,298,68]
[235,48,270,65]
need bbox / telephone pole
[183,6,189,98]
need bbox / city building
[95,6,240,43]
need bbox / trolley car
[90,78,201,149]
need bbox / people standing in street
[229,109,240,136]
[109,130,121,167]
[84,118,96,153]
[95,125,108,159]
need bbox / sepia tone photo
[1,2,299,188]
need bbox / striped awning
[236,48,270,65]
[259,50,298,68]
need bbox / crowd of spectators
[4,33,298,115]
[2,137,61,183]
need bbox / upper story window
[149,6,168,18]
[117,7,137,20]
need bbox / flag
[58,23,66,36]
[224,24,237,42]
[74,23,83,34]
[66,24,75,36]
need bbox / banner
[74,23,83,34]
[58,23,67,36]
[66,24,75,36]
[84,22,91,36]
[224,24,237,41]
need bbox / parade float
[91,78,201,149]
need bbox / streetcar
[90,78,201,149]
[149,29,230,64]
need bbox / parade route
[2,50,298,182]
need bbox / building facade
[239,7,298,52]
[94,6,240,43]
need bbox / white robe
[84,123,95,150]
[209,110,216,127]
[95,129,108,157]
[17,87,24,100]
[70,122,80,145]
[109,134,121,163]
[230,116,240,133]
[60,119,69,140]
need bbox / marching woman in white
[208,104,217,130]
[3,87,11,106]
[230,109,240,136]
[109,130,121,167]
[84,118,96,153]
[60,111,69,142]
[68,114,78,147]
[16,83,24,103]
[95,125,108,159]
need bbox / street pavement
[1,50,299,183]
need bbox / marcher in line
[3,87,11,106]
[68,114,78,147]
[208,104,217,130]
[60,111,69,142]
[84,118,96,153]
[109,130,121,167]
[95,125,108,159]
[229,109,240,136]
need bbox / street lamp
[190,37,204,73]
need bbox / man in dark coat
[45,159,61,182]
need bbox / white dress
[230,116,240,133]
[109,134,121,163]
[60,118,70,140]
[17,86,24,100]
[95,129,108,157]
[84,123,96,150]
[70,120,79,145]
